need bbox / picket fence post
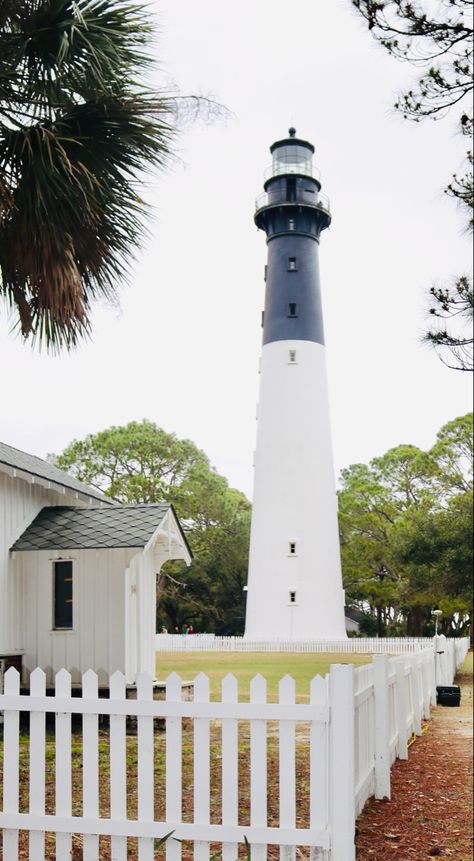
[279,675,296,861]
[83,669,99,861]
[2,667,20,861]
[29,667,46,860]
[373,655,391,800]
[55,668,72,861]
[110,670,127,861]
[429,644,437,707]
[222,673,239,861]
[310,675,329,861]
[137,672,154,861]
[194,673,211,861]
[250,674,268,861]
[421,653,431,720]
[410,656,423,736]
[166,673,182,861]
[328,664,355,861]
[394,658,408,761]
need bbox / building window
[289,541,297,555]
[54,560,73,629]
[288,218,295,231]
[289,590,297,604]
[287,257,297,271]
[289,350,297,363]
[288,303,298,317]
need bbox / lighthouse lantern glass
[272,144,312,177]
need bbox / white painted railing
[0,637,469,860]
[155,634,437,653]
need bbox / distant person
[189,624,194,635]
[161,626,168,634]
[174,626,179,634]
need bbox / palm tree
[0,0,173,350]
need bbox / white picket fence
[0,636,469,860]
[155,634,437,654]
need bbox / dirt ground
[355,654,473,861]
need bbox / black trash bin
[436,685,461,706]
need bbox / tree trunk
[412,605,423,636]
[376,604,384,637]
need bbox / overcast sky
[1,0,472,500]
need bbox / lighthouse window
[289,590,297,603]
[261,310,265,327]
[289,350,297,363]
[288,303,298,317]
[288,218,295,231]
[287,257,297,271]
[289,542,297,555]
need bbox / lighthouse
[244,129,347,640]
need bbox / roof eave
[0,461,113,507]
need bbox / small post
[328,664,355,861]
[435,634,448,686]
[373,655,391,800]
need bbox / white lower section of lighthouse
[245,339,347,640]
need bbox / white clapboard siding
[0,470,53,654]
[0,637,469,861]
[19,546,135,687]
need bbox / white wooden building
[0,441,191,686]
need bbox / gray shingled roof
[0,440,113,505]
[11,504,176,551]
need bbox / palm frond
[0,0,175,350]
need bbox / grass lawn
[155,650,372,701]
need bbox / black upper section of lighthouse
[255,130,331,346]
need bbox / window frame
[287,303,298,318]
[53,559,74,631]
